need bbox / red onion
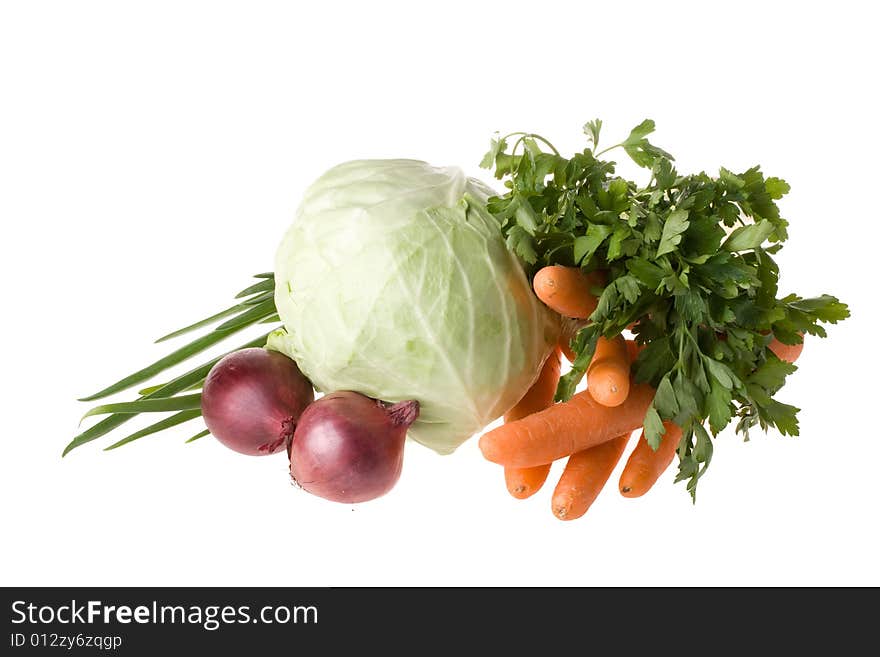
[201,348,314,455]
[289,391,419,503]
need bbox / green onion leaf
[185,429,211,444]
[241,290,274,306]
[79,308,274,401]
[154,303,246,343]
[213,299,276,332]
[235,278,275,299]
[103,410,202,451]
[64,332,270,455]
[81,394,203,421]
[139,380,202,396]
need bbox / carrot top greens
[481,119,849,498]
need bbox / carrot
[768,333,804,364]
[552,432,631,520]
[505,347,562,422]
[587,335,630,407]
[562,326,640,366]
[502,347,562,499]
[532,266,604,319]
[619,421,683,498]
[479,382,655,468]
[505,463,552,499]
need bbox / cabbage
[271,159,558,454]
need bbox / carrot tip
[621,486,631,493]
[507,477,543,499]
[553,505,569,520]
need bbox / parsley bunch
[481,120,849,498]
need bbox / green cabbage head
[271,159,559,454]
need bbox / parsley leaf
[574,224,612,264]
[707,377,733,434]
[722,219,775,252]
[621,119,674,168]
[643,405,666,450]
[480,134,507,170]
[656,209,690,257]
[583,119,602,149]
[505,225,537,264]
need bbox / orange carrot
[505,463,552,500]
[562,326,640,366]
[587,335,630,407]
[619,422,683,498]
[532,266,604,319]
[479,382,655,468]
[505,347,562,422]
[552,432,631,520]
[768,334,804,364]
[502,347,562,499]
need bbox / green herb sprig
[481,120,849,498]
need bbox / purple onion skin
[201,348,315,456]
[289,391,419,503]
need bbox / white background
[2,1,878,587]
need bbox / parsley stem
[528,134,560,156]
[685,324,702,353]
[594,143,623,158]
[677,325,686,370]
[509,132,560,158]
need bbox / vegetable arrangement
[479,119,849,505]
[69,119,849,518]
